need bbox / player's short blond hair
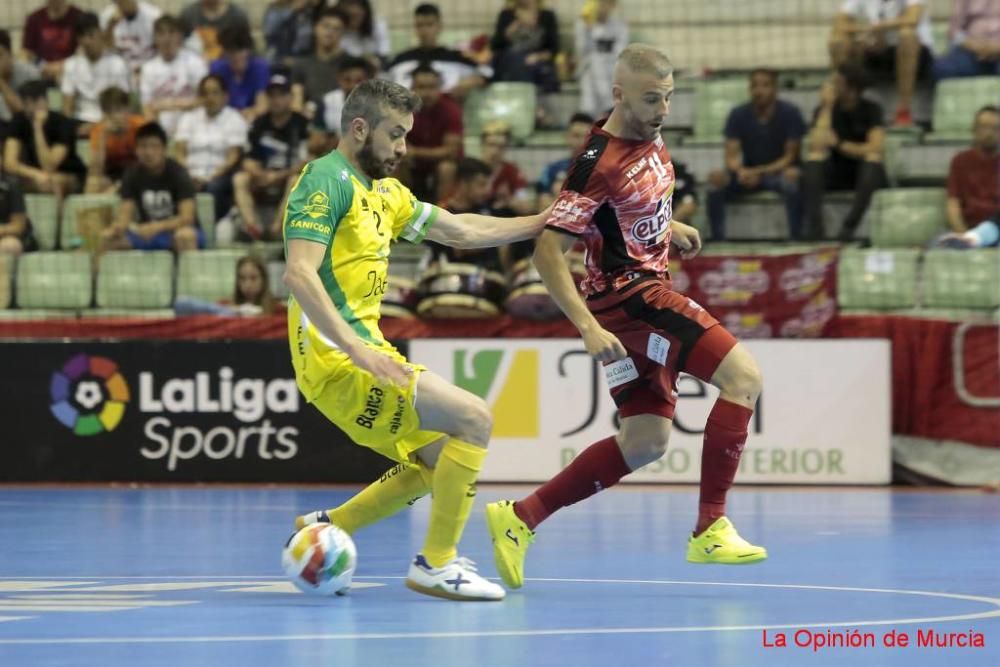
[617,44,673,79]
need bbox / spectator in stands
[311,55,375,151]
[537,111,592,209]
[335,0,391,67]
[428,157,510,273]
[945,105,1000,232]
[706,69,805,241]
[175,254,282,315]
[386,4,490,103]
[0,30,40,135]
[490,0,561,115]
[86,87,143,194]
[181,0,250,62]
[101,121,202,251]
[480,121,536,215]
[575,0,628,118]
[210,27,270,122]
[62,12,131,130]
[0,170,37,255]
[140,15,208,137]
[934,0,1000,79]
[263,0,320,63]
[671,159,700,225]
[174,74,247,221]
[3,80,85,197]
[803,66,887,242]
[828,0,934,127]
[100,0,162,80]
[230,72,309,242]
[403,63,463,204]
[291,7,350,118]
[22,0,83,82]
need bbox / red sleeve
[946,152,964,199]
[22,13,39,53]
[546,157,608,237]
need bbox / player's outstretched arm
[422,205,551,249]
[533,228,626,363]
[284,239,411,387]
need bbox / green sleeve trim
[398,201,439,244]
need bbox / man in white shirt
[830,0,935,127]
[140,14,207,137]
[61,11,131,130]
[174,73,247,220]
[100,0,162,81]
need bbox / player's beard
[357,136,396,180]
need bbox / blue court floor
[0,485,996,666]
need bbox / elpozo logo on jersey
[50,355,300,471]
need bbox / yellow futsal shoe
[686,517,768,564]
[294,510,332,531]
[485,500,535,589]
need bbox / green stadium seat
[928,77,1000,142]
[868,188,948,247]
[691,78,748,142]
[16,251,92,309]
[24,194,59,250]
[837,248,920,310]
[463,83,537,143]
[0,252,13,309]
[96,250,173,308]
[0,308,82,320]
[196,193,216,247]
[922,249,1000,309]
[81,308,176,319]
[59,194,120,250]
[176,249,245,302]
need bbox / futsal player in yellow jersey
[284,79,548,601]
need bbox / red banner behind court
[671,248,840,339]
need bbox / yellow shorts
[293,337,443,464]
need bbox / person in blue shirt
[537,112,593,209]
[706,69,806,241]
[210,24,270,122]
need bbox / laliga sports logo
[50,354,130,436]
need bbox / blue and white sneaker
[405,554,506,601]
[294,510,331,530]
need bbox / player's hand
[670,221,702,259]
[349,344,413,388]
[581,325,627,363]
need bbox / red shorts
[588,275,738,420]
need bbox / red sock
[697,398,753,534]
[514,436,631,530]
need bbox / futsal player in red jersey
[485,44,767,590]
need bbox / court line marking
[0,578,996,645]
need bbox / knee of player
[456,396,493,445]
[620,435,668,468]
[727,359,764,401]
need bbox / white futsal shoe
[405,554,506,601]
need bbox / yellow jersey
[282,150,438,350]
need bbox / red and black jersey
[546,120,676,296]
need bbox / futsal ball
[282,523,357,596]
